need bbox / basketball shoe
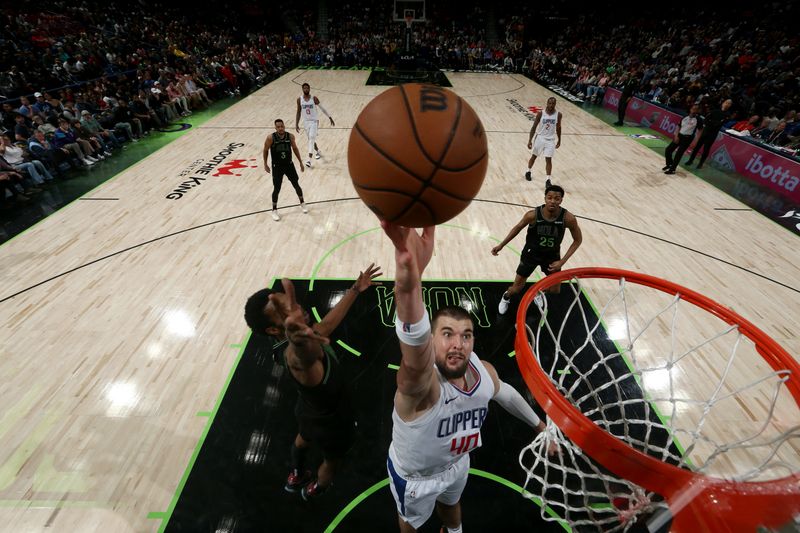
[524,170,532,181]
[271,210,280,221]
[284,469,311,493]
[498,294,511,315]
[315,151,322,159]
[301,480,330,501]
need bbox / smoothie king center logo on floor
[506,98,538,120]
[166,143,258,200]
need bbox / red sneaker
[301,480,330,501]
[284,469,311,493]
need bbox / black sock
[290,442,308,471]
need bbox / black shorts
[272,164,299,182]
[516,254,560,278]
[297,410,356,460]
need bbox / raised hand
[353,263,382,293]
[380,221,435,278]
[269,278,329,345]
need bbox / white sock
[447,525,463,533]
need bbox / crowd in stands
[0,0,311,210]
[3,0,799,211]
[523,5,800,152]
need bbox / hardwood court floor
[0,70,797,532]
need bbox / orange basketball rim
[514,267,800,532]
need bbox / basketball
[347,83,488,227]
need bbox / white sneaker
[87,155,99,162]
[301,202,308,213]
[315,151,322,159]
[533,292,545,309]
[498,296,510,315]
[305,160,312,168]
[82,158,95,166]
[271,210,280,221]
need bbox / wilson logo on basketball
[212,159,259,177]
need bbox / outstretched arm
[315,263,382,337]
[295,98,301,132]
[382,221,437,407]
[269,278,329,367]
[491,210,535,255]
[482,361,559,456]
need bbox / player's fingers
[380,220,409,251]
[268,293,292,320]
[281,278,298,308]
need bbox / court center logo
[213,159,259,177]
[166,142,249,200]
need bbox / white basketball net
[518,276,800,532]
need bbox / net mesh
[518,276,800,531]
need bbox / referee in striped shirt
[663,103,704,175]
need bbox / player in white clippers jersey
[295,82,335,168]
[524,96,562,189]
[381,221,559,533]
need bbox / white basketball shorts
[387,453,470,529]
[532,136,556,157]
[304,120,319,141]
